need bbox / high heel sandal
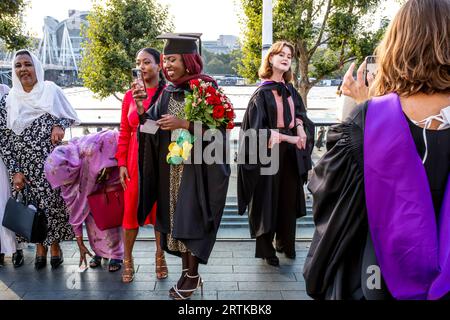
[169,269,188,297]
[155,251,168,279]
[170,273,204,300]
[121,258,135,283]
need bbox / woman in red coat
[115,48,167,283]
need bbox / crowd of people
[0,0,449,301]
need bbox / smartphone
[131,68,148,99]
[364,56,378,87]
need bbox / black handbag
[1,187,47,243]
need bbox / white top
[0,84,10,99]
[5,50,80,135]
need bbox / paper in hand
[140,119,159,134]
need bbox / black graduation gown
[237,82,314,238]
[303,102,450,300]
[137,84,230,264]
[303,103,393,300]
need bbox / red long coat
[116,88,158,229]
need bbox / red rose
[189,79,200,89]
[227,121,235,129]
[206,86,217,96]
[206,95,222,105]
[213,105,225,119]
[226,110,235,120]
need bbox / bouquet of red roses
[184,79,236,129]
[166,79,235,165]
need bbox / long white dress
[0,157,16,255]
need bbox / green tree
[79,0,173,100]
[240,0,389,106]
[202,49,243,75]
[238,0,262,82]
[206,57,226,75]
[229,49,243,75]
[0,0,30,50]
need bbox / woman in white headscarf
[0,49,80,270]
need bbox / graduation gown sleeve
[237,90,272,216]
[303,103,369,300]
[137,90,167,225]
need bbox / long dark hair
[137,47,166,106]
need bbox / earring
[186,69,190,74]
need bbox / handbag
[87,183,124,231]
[2,187,47,243]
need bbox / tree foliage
[79,0,173,100]
[203,49,243,75]
[0,0,30,50]
[240,0,390,105]
[238,0,262,82]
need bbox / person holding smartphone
[135,33,231,300]
[304,0,450,300]
[115,48,167,283]
[340,56,377,105]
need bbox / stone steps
[220,198,314,229]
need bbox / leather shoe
[35,255,47,269]
[0,253,4,267]
[50,251,64,269]
[12,250,24,268]
[265,256,279,266]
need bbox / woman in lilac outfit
[45,130,124,272]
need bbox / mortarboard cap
[157,33,202,55]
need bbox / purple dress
[45,130,124,260]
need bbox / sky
[23,0,244,41]
[23,0,401,41]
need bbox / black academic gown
[237,82,314,238]
[137,84,230,264]
[303,102,450,300]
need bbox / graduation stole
[364,93,450,300]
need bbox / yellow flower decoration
[168,142,182,157]
[181,141,193,160]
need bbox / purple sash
[364,93,450,300]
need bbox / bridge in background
[0,23,78,85]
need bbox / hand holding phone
[132,68,148,99]
[364,56,378,87]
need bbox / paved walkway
[0,240,312,300]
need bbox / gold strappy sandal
[121,258,135,283]
[155,251,168,280]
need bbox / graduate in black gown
[238,41,314,266]
[135,33,230,300]
[303,0,450,300]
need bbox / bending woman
[45,130,124,272]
